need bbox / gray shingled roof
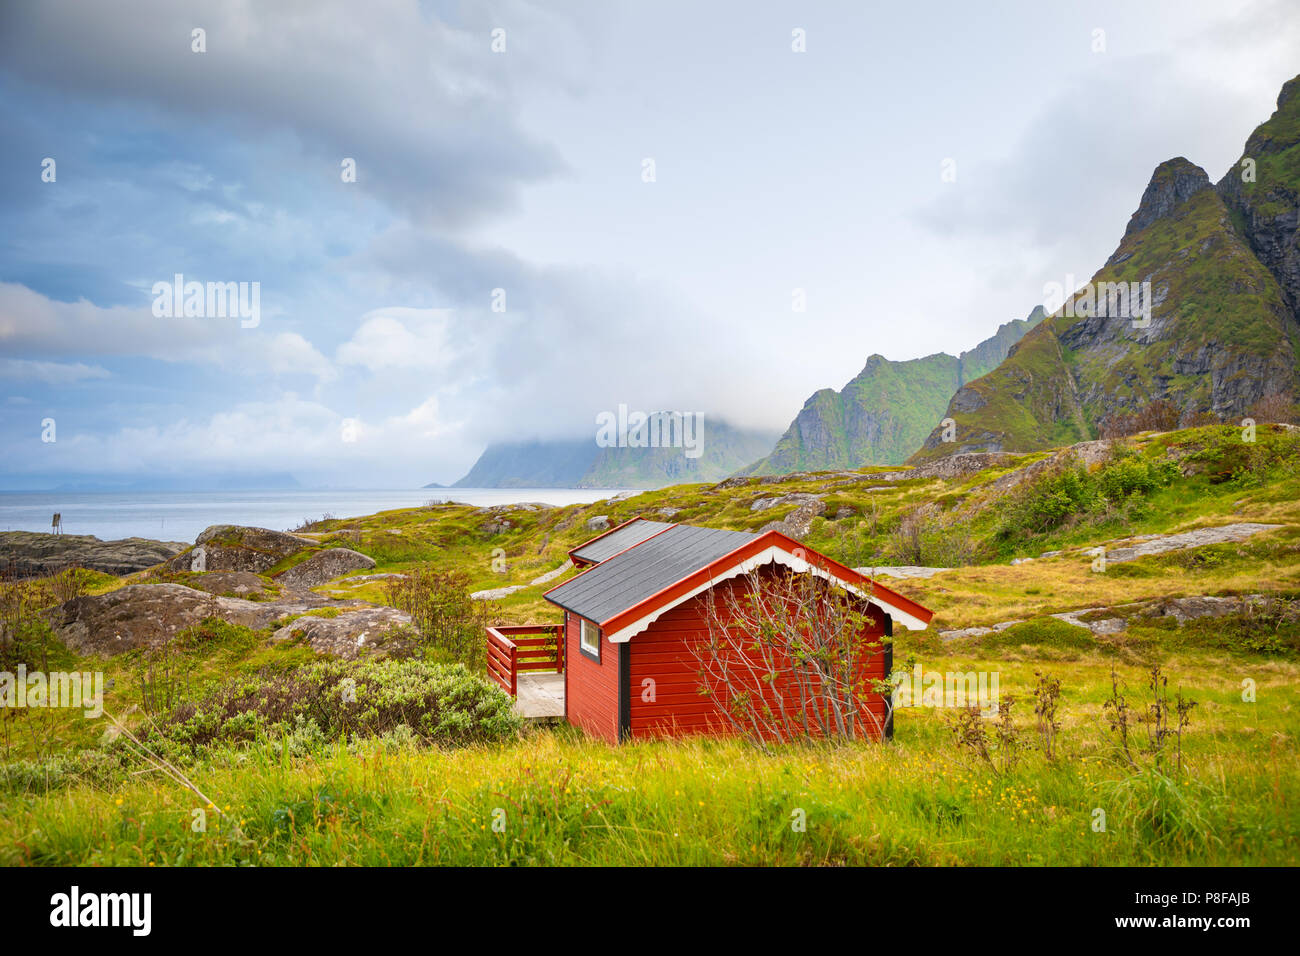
[571,518,675,565]
[548,524,756,624]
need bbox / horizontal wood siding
[565,611,620,744]
[627,574,889,741]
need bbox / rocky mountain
[912,75,1300,461]
[740,308,1044,473]
[447,419,780,489]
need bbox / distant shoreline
[0,487,641,544]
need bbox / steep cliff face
[1217,75,1300,322]
[911,76,1300,462]
[741,309,1044,473]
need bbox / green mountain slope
[741,308,1044,474]
[911,75,1300,462]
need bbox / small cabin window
[580,618,601,661]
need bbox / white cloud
[335,309,458,373]
[0,358,110,384]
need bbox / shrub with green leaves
[996,452,1179,545]
[157,659,521,750]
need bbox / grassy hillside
[2,424,1299,865]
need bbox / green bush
[156,659,521,750]
[996,453,1178,545]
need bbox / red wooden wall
[563,610,621,744]
[625,574,890,741]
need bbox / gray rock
[1050,610,1125,635]
[940,626,994,641]
[188,571,273,598]
[1124,157,1211,238]
[471,585,526,600]
[758,496,828,538]
[856,566,951,580]
[275,548,376,589]
[270,607,414,659]
[529,560,572,586]
[42,583,362,656]
[0,531,186,577]
[335,573,408,584]
[585,515,610,532]
[751,492,823,513]
[1104,523,1281,563]
[168,525,314,573]
[1136,594,1261,623]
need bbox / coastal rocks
[43,582,392,657]
[585,515,610,532]
[270,607,414,660]
[274,548,376,589]
[43,584,311,655]
[168,525,314,573]
[0,531,186,577]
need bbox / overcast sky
[1,0,1297,488]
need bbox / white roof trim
[603,544,929,644]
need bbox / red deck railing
[486,623,564,696]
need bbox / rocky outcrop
[42,582,411,658]
[757,496,828,538]
[167,525,314,573]
[270,607,414,659]
[188,571,274,599]
[1123,157,1211,237]
[1217,75,1300,322]
[275,548,376,589]
[1103,523,1281,563]
[0,531,186,577]
[856,566,951,579]
[43,583,348,655]
[750,492,823,513]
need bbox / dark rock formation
[0,531,186,577]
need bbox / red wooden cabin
[486,517,933,744]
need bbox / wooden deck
[514,672,564,719]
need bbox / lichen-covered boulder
[275,548,376,589]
